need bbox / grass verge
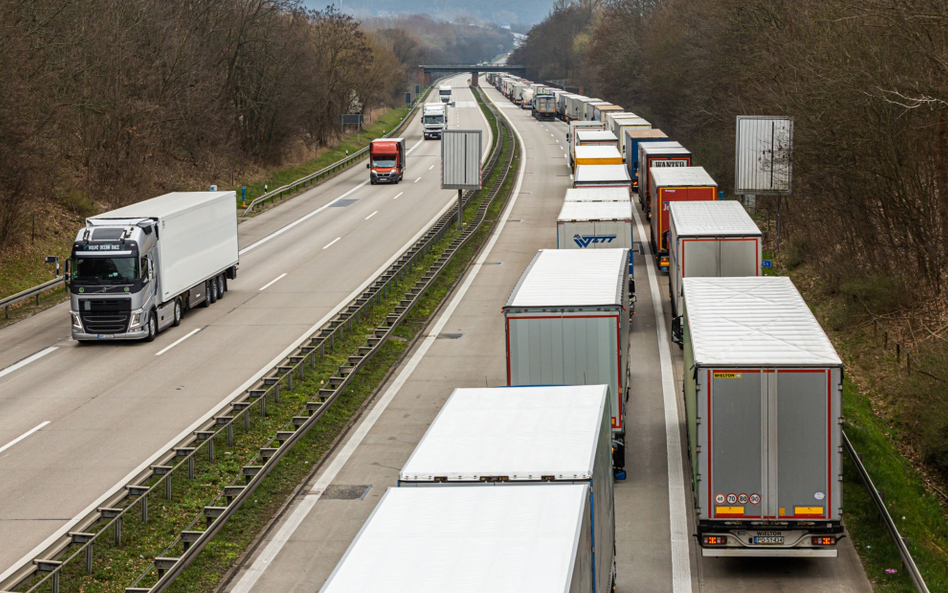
[23,87,514,593]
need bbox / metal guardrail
[1,87,512,593]
[1,276,65,319]
[843,431,929,592]
[242,88,431,216]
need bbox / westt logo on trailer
[573,234,617,248]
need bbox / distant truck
[367,138,405,184]
[533,93,556,120]
[504,249,630,477]
[520,88,535,109]
[557,200,635,300]
[624,129,668,193]
[573,145,623,172]
[68,192,239,342]
[649,166,717,272]
[573,164,633,196]
[438,84,451,103]
[681,276,844,557]
[422,103,446,140]
[399,385,617,593]
[637,141,692,215]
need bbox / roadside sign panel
[735,116,793,195]
[441,130,482,190]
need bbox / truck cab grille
[79,299,131,333]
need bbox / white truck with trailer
[668,201,762,322]
[504,249,630,476]
[681,276,844,557]
[566,95,589,121]
[573,164,633,196]
[319,485,595,593]
[68,192,238,342]
[398,385,616,593]
[520,88,535,109]
[438,84,451,103]
[422,103,446,140]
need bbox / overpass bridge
[419,64,526,86]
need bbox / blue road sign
[761,260,773,268]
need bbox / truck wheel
[217,274,225,300]
[200,281,211,307]
[144,311,158,342]
[173,299,182,327]
[209,278,217,304]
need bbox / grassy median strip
[25,89,513,593]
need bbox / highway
[221,78,876,593]
[0,74,491,576]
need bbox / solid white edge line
[0,421,51,456]
[0,105,473,586]
[322,237,341,250]
[227,81,525,593]
[155,328,203,356]
[0,347,58,380]
[632,209,694,593]
[364,211,378,220]
[258,273,287,292]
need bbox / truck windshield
[423,115,444,124]
[72,256,139,284]
[372,157,397,168]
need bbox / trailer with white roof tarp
[573,165,632,196]
[504,249,630,475]
[319,485,595,593]
[668,201,762,322]
[565,187,631,203]
[398,385,616,593]
[558,201,636,303]
[681,276,844,558]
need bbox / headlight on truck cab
[71,312,82,329]
[129,311,143,328]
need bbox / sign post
[441,130,482,230]
[735,116,793,249]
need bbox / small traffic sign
[761,260,773,268]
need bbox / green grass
[842,378,948,591]
[25,88,516,593]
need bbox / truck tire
[144,311,158,342]
[217,274,225,300]
[172,299,182,327]
[209,277,218,304]
[200,281,211,307]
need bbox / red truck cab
[368,138,406,185]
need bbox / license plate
[753,536,784,545]
[97,334,115,339]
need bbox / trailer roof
[576,130,618,143]
[564,187,631,202]
[640,141,686,154]
[574,146,622,160]
[574,164,632,183]
[91,192,234,220]
[613,116,650,125]
[558,200,633,222]
[320,485,589,593]
[669,201,760,237]
[651,166,715,188]
[506,249,627,308]
[399,385,608,481]
[683,276,842,366]
[626,129,668,140]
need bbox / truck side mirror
[63,259,71,286]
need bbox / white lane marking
[413,177,422,183]
[258,273,287,291]
[428,165,434,170]
[393,192,403,200]
[322,237,341,250]
[0,347,58,380]
[228,78,529,593]
[155,328,202,356]
[365,210,378,220]
[632,210,694,593]
[0,152,464,587]
[239,138,425,256]
[0,421,51,456]
[570,174,574,179]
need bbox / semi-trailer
[604,111,637,130]
[565,187,632,203]
[398,385,616,593]
[438,84,451,103]
[680,276,843,557]
[624,129,669,193]
[557,200,635,299]
[566,95,590,121]
[573,145,623,171]
[520,88,535,109]
[649,166,717,272]
[319,485,596,593]
[583,100,609,121]
[68,192,238,342]
[611,118,651,157]
[573,164,633,196]
[504,249,630,473]
[594,104,625,122]
[533,93,556,120]
[559,93,578,120]
[668,201,761,323]
[422,103,446,140]
[637,141,692,215]
[567,122,607,162]
[367,137,405,184]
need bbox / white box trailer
[399,385,615,593]
[681,276,844,557]
[573,165,632,197]
[557,200,633,250]
[504,249,630,468]
[565,187,632,203]
[604,112,637,130]
[611,118,651,157]
[567,95,591,121]
[583,100,608,121]
[668,201,762,320]
[319,485,595,593]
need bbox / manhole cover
[322,485,371,500]
[437,332,464,339]
[330,199,357,207]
